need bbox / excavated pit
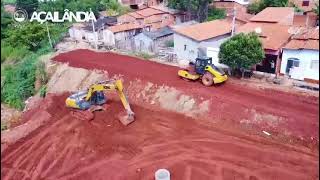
[1,49,319,179]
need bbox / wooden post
[275,54,281,78]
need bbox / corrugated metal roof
[142,26,174,40]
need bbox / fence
[115,39,177,63]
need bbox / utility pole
[231,7,236,36]
[90,8,98,50]
[45,22,53,48]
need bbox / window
[286,58,300,74]
[310,60,319,71]
[302,0,310,6]
[184,45,187,51]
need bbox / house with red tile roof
[173,20,232,66]
[234,7,298,74]
[106,23,143,44]
[237,22,293,73]
[280,27,319,83]
[118,7,176,31]
[249,7,295,25]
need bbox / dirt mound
[46,63,108,94]
[1,95,319,180]
[53,49,319,144]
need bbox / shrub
[36,60,48,85]
[1,43,29,63]
[39,85,47,98]
[219,32,265,76]
[1,122,8,131]
[134,52,155,60]
[207,7,226,21]
[1,58,36,110]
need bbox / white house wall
[174,33,200,61]
[114,30,138,42]
[281,49,319,81]
[174,33,230,62]
[69,28,85,41]
[134,33,153,52]
[102,30,115,46]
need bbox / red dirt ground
[1,94,319,180]
[53,49,319,142]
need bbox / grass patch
[133,52,155,60]
[1,43,30,63]
[39,85,47,98]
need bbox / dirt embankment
[52,49,319,144]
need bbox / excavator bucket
[118,111,135,126]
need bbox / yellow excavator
[178,57,228,86]
[65,79,135,126]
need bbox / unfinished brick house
[118,7,176,31]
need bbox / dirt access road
[53,49,319,142]
[1,94,319,180]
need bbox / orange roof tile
[284,39,319,50]
[135,8,165,17]
[108,23,142,33]
[174,20,232,42]
[236,11,254,23]
[128,12,144,19]
[250,7,294,23]
[237,22,292,50]
[292,27,319,40]
[144,16,163,24]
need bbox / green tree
[219,33,265,76]
[247,0,289,14]
[16,0,39,16]
[1,1,12,38]
[168,0,213,22]
[207,7,226,21]
[4,23,47,51]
